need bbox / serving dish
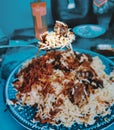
[72,24,106,38]
[4,49,114,130]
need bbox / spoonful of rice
[0,21,75,53]
[38,21,75,50]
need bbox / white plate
[73,24,106,38]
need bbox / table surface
[0,28,114,130]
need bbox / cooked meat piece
[54,21,68,36]
[90,79,103,89]
[76,65,97,80]
[68,83,86,105]
[75,53,93,63]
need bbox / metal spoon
[0,42,38,49]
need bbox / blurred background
[0,0,114,37]
[0,0,114,36]
[0,0,114,57]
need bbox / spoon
[0,42,38,49]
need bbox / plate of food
[72,24,106,38]
[5,48,114,130]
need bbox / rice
[38,21,75,50]
[11,49,114,127]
